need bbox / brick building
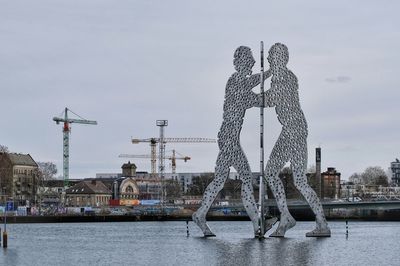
[321,167,341,199]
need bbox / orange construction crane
[127,137,215,175]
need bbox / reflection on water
[0,221,399,266]
[204,234,320,265]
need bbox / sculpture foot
[192,211,216,237]
[306,227,331,237]
[265,216,278,232]
[204,232,216,237]
[269,214,296,237]
[254,230,264,239]
[255,217,278,238]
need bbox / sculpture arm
[248,69,272,88]
[255,88,277,107]
[251,89,275,108]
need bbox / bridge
[189,200,400,211]
[272,200,400,210]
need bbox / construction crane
[130,120,215,205]
[130,137,216,175]
[53,108,97,188]
[119,150,191,174]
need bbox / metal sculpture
[193,43,330,238]
[192,46,272,237]
[263,43,330,237]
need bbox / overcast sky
[1,0,399,180]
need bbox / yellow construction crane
[119,149,190,174]
[129,137,215,175]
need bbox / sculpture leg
[265,136,296,237]
[292,161,331,237]
[234,150,264,237]
[192,152,229,237]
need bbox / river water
[0,221,398,266]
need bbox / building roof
[66,180,111,195]
[121,161,137,169]
[7,153,37,167]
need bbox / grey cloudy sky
[1,0,399,180]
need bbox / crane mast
[129,120,216,204]
[53,107,97,188]
[171,150,176,173]
[156,120,168,181]
[63,113,69,188]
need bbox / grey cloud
[325,76,352,83]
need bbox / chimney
[316,147,322,198]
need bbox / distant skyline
[1,0,399,180]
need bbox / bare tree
[361,166,388,186]
[165,179,182,199]
[349,173,362,185]
[0,145,9,153]
[186,173,214,196]
[37,162,57,181]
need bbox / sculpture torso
[218,73,258,149]
[269,68,307,136]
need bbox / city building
[118,177,140,205]
[321,167,341,199]
[37,179,64,206]
[107,176,161,205]
[0,152,39,205]
[390,158,400,186]
[96,171,148,179]
[65,180,111,207]
[36,179,82,207]
[96,173,122,179]
[340,181,357,200]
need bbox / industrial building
[321,167,341,199]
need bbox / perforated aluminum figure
[192,46,272,237]
[262,43,331,237]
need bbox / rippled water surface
[0,221,399,265]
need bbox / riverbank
[2,207,400,223]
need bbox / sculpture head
[233,46,255,76]
[268,43,289,69]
